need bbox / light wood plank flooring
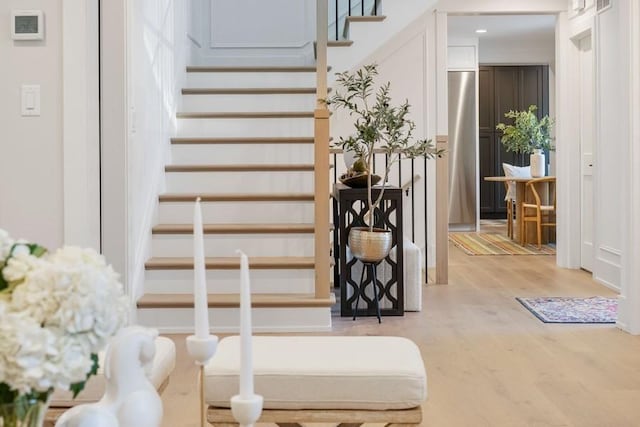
[161,241,640,427]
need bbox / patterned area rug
[449,232,555,255]
[516,296,617,323]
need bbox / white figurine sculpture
[55,326,163,427]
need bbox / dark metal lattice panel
[332,183,404,317]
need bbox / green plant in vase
[326,64,443,262]
[496,105,554,177]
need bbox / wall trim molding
[599,245,621,257]
[62,0,101,249]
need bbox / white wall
[479,35,555,65]
[189,0,316,66]
[127,0,191,299]
[0,1,63,249]
[330,13,438,266]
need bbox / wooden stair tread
[186,66,331,73]
[152,223,316,234]
[345,15,387,23]
[182,87,324,95]
[159,193,314,202]
[171,137,316,144]
[177,111,315,119]
[145,256,317,270]
[328,40,354,47]
[137,293,336,309]
[165,164,315,172]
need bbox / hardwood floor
[161,241,640,426]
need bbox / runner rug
[449,232,555,255]
[516,296,617,323]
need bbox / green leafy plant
[496,105,554,154]
[326,64,443,232]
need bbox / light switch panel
[21,84,40,116]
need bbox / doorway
[578,33,594,272]
[478,65,550,219]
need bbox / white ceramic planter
[530,149,546,178]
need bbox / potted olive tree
[496,105,554,177]
[326,64,442,262]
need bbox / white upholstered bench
[205,336,427,426]
[45,336,176,426]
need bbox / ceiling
[447,15,556,43]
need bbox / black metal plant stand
[332,183,404,319]
[353,261,383,323]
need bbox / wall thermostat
[11,10,44,41]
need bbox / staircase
[136,66,334,333]
[135,0,442,332]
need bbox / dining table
[484,176,556,245]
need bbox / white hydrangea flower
[0,229,14,261]
[2,252,41,283]
[0,305,58,393]
[1,244,130,396]
[45,334,94,390]
[40,247,129,350]
[11,243,30,257]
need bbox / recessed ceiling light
[475,29,487,34]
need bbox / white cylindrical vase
[530,149,546,178]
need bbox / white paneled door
[579,34,594,272]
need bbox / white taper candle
[237,250,254,399]
[194,197,209,339]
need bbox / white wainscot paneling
[595,246,621,291]
[210,0,308,48]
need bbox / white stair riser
[137,306,332,333]
[182,94,316,113]
[144,269,315,294]
[165,171,314,193]
[171,144,314,165]
[157,201,314,224]
[151,233,314,257]
[186,72,316,89]
[177,117,314,138]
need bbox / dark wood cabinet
[479,65,549,219]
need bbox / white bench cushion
[50,336,176,407]
[205,336,427,410]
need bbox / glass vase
[0,399,48,427]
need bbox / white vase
[530,149,546,178]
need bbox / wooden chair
[504,182,514,239]
[521,177,556,248]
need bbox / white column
[100,0,129,295]
[434,11,448,284]
[62,0,100,249]
[618,0,640,335]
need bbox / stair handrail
[329,0,378,40]
[314,0,331,299]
